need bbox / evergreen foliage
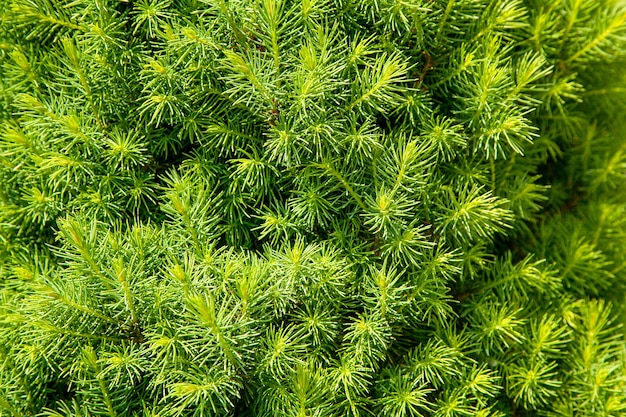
[1,0,626,415]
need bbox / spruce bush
[1,0,626,415]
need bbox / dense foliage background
[1,0,626,416]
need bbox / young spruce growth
[1,0,626,416]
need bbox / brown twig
[415,52,435,90]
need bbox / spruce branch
[1,0,626,415]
